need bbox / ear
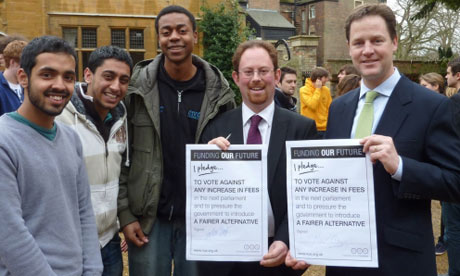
[232,71,240,86]
[392,35,398,53]
[83,67,93,84]
[17,68,28,89]
[193,31,198,44]
[274,68,281,83]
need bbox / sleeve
[397,98,460,202]
[300,85,322,112]
[75,140,104,275]
[0,146,57,276]
[117,95,139,228]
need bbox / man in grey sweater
[0,36,103,275]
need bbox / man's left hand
[361,134,399,175]
[260,240,288,267]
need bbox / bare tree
[393,0,459,60]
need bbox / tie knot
[364,91,379,103]
[250,115,262,127]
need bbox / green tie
[355,91,379,138]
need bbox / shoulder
[128,55,163,95]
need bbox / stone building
[0,0,222,79]
[279,0,386,66]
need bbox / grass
[121,200,448,275]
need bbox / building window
[62,27,77,48]
[301,10,306,34]
[82,28,97,48]
[110,28,145,66]
[111,29,126,48]
[62,26,98,80]
[130,29,144,49]
[309,5,316,19]
[354,0,363,8]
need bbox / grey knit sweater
[0,115,103,275]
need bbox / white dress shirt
[242,101,275,237]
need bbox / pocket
[383,225,424,252]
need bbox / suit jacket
[325,75,460,276]
[201,105,317,245]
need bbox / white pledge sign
[186,144,268,262]
[286,139,378,268]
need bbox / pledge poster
[186,144,268,261]
[286,139,378,268]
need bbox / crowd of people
[0,3,459,276]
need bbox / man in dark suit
[198,40,317,276]
[286,4,460,276]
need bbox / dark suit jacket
[325,76,460,276]
[201,105,317,245]
[199,105,316,276]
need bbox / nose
[52,76,67,91]
[362,41,374,56]
[109,78,121,93]
[169,30,180,41]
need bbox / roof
[246,9,295,29]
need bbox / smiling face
[348,15,397,89]
[85,58,130,120]
[233,47,280,113]
[157,12,197,66]
[18,52,75,127]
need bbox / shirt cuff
[391,156,403,181]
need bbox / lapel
[267,106,288,191]
[335,89,360,137]
[228,107,245,144]
[374,75,412,137]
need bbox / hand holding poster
[186,144,268,262]
[286,139,378,267]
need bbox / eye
[242,70,253,77]
[120,77,130,85]
[103,74,114,81]
[260,69,270,75]
[161,30,170,36]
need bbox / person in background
[56,45,133,276]
[0,34,27,71]
[419,72,445,94]
[0,40,27,116]
[336,73,361,97]
[337,64,359,83]
[275,66,298,112]
[444,57,460,276]
[299,66,332,138]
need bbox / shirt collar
[360,67,401,99]
[242,101,275,127]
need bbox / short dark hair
[155,5,196,34]
[87,45,133,75]
[448,57,460,75]
[338,64,359,76]
[311,67,329,82]
[233,40,278,72]
[20,36,77,78]
[0,34,27,53]
[345,4,397,42]
[280,66,297,83]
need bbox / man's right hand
[122,221,149,247]
[208,137,231,151]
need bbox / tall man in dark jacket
[287,4,460,276]
[117,5,235,276]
